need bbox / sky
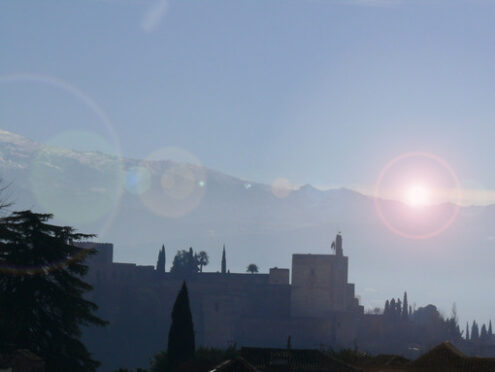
[2,0,495,200]
[2,0,495,335]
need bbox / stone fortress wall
[79,233,364,350]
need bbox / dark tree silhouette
[466,322,470,340]
[402,292,408,320]
[471,321,480,341]
[481,324,488,341]
[0,210,107,371]
[489,320,493,339]
[167,281,195,369]
[170,248,199,276]
[246,264,258,274]
[156,244,166,274]
[221,245,226,274]
[195,251,209,272]
[389,298,396,319]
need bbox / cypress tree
[166,244,167,272]
[156,245,165,274]
[384,300,390,316]
[489,320,493,339]
[221,245,226,274]
[167,281,195,369]
[471,321,479,341]
[481,324,488,341]
[402,292,408,320]
[466,322,470,340]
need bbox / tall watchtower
[290,233,358,317]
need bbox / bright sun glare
[405,184,431,207]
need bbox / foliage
[195,251,209,273]
[170,248,209,276]
[150,351,168,372]
[167,281,195,369]
[402,292,408,320]
[246,263,258,274]
[170,248,198,276]
[221,245,226,274]
[0,210,107,371]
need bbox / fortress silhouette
[81,234,364,349]
[79,234,373,370]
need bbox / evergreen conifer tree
[466,322,470,340]
[0,210,107,371]
[481,324,488,341]
[402,292,408,320]
[167,281,195,369]
[221,245,226,274]
[156,245,166,274]
[384,300,390,315]
[489,320,493,339]
[471,321,480,340]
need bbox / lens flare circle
[139,147,206,218]
[125,166,152,195]
[271,178,293,198]
[404,184,431,207]
[0,74,124,275]
[374,152,461,240]
[29,130,125,226]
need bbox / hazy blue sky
[2,0,495,194]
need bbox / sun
[404,184,431,207]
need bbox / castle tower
[291,233,360,317]
[335,233,343,257]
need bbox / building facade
[80,234,364,371]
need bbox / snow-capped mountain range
[0,129,493,326]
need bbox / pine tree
[221,244,226,274]
[0,210,107,371]
[402,292,409,320]
[167,281,195,369]
[385,300,390,316]
[466,322,470,340]
[489,320,493,339]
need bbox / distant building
[80,234,364,370]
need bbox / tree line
[159,245,259,276]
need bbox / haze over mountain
[1,129,493,329]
